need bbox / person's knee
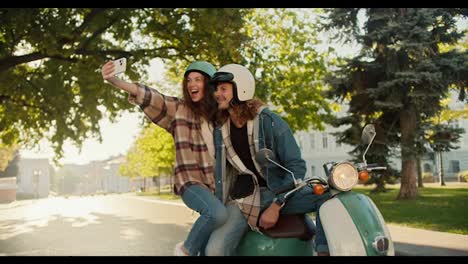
[205,241,226,256]
[209,206,228,228]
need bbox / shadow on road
[395,242,468,256]
[0,212,190,256]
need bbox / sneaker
[174,241,189,256]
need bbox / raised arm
[101,60,181,132]
[101,60,138,95]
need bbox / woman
[101,60,227,256]
[206,64,330,256]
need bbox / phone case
[113,58,127,75]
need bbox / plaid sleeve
[173,117,207,187]
[128,83,181,132]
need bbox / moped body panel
[236,230,314,256]
[366,196,395,255]
[320,192,394,256]
[320,196,367,255]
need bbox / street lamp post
[32,169,42,198]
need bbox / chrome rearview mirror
[361,124,376,167]
[255,148,276,167]
[255,148,300,187]
[361,124,376,145]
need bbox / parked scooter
[236,124,394,256]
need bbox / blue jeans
[181,184,228,256]
[205,186,330,255]
[205,203,249,256]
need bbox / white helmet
[211,64,255,102]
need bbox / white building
[17,158,51,198]
[294,94,467,182]
[102,155,131,193]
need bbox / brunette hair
[182,72,217,123]
[216,98,264,126]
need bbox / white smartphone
[112,58,127,75]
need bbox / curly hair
[216,98,264,126]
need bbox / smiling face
[185,71,206,103]
[214,82,234,110]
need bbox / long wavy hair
[182,72,217,124]
[216,98,264,127]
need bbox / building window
[322,133,328,149]
[449,160,460,173]
[310,133,315,149]
[423,163,433,173]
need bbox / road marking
[127,196,186,207]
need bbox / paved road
[2,193,467,256]
[0,194,197,256]
[388,224,468,256]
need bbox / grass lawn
[137,183,468,235]
[354,184,468,235]
[136,191,180,200]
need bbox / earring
[229,99,238,107]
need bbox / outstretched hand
[101,61,119,83]
[100,61,137,95]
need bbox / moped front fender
[319,192,394,256]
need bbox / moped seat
[260,214,315,240]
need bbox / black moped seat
[259,214,315,241]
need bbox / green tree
[322,8,467,199]
[425,98,466,186]
[161,9,334,132]
[2,8,334,166]
[428,123,464,185]
[0,141,18,174]
[119,125,175,193]
[241,9,333,131]
[0,8,248,162]
[0,148,19,178]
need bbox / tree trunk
[158,176,161,194]
[417,157,424,188]
[397,106,419,200]
[371,180,387,193]
[438,151,446,186]
[170,175,174,194]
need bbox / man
[204,64,330,256]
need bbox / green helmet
[184,61,216,79]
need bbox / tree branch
[0,93,51,114]
[0,45,178,73]
[0,52,47,72]
[79,10,122,50]
[72,8,108,37]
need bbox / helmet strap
[230,83,241,107]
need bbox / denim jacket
[254,107,307,195]
[214,107,306,227]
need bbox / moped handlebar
[366,163,387,171]
[273,177,326,195]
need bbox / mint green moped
[236,124,395,256]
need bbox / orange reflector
[359,170,369,182]
[313,184,325,195]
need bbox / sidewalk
[388,224,468,256]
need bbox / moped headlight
[330,162,358,191]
